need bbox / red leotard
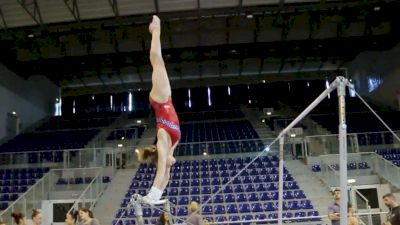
[149,96,181,146]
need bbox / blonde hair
[136,146,158,164]
[188,201,199,212]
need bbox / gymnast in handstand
[136,15,181,205]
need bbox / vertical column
[132,195,144,225]
[278,136,284,225]
[164,202,174,225]
[337,77,348,225]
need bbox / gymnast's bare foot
[149,15,161,34]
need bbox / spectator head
[11,212,26,225]
[65,210,78,225]
[383,193,397,208]
[32,209,42,225]
[78,208,93,222]
[188,201,200,213]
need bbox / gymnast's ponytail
[136,145,158,164]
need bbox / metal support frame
[276,76,351,225]
[108,0,119,17]
[63,0,81,22]
[0,8,8,29]
[337,77,348,225]
[129,194,172,225]
[278,137,285,225]
[16,0,43,25]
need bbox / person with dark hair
[328,189,341,225]
[65,210,78,225]
[348,202,359,225]
[31,209,42,225]
[382,193,400,225]
[11,212,26,225]
[157,212,171,225]
[135,15,181,205]
[78,208,100,225]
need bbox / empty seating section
[107,127,146,141]
[312,112,400,134]
[114,156,320,224]
[311,162,369,172]
[56,176,111,185]
[0,129,99,153]
[375,148,400,166]
[37,114,118,131]
[175,121,262,156]
[179,109,244,122]
[180,121,258,143]
[0,167,49,210]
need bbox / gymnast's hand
[149,15,161,34]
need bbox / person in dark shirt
[383,193,400,225]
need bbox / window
[188,88,192,108]
[128,92,132,111]
[54,98,62,116]
[207,87,212,106]
[368,76,382,93]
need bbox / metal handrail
[371,153,400,188]
[67,167,104,213]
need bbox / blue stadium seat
[239,203,251,213]
[201,187,211,195]
[264,202,277,211]
[202,206,213,215]
[215,216,227,222]
[248,193,259,201]
[234,185,244,193]
[214,205,226,214]
[178,197,189,205]
[226,204,238,214]
[251,203,263,212]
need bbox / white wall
[0,64,59,140]
[347,43,400,109]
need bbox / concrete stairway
[285,159,332,225]
[93,169,137,225]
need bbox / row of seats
[0,179,37,186]
[0,186,29,194]
[175,140,265,156]
[0,168,49,174]
[138,156,279,168]
[133,173,294,183]
[0,130,99,152]
[311,112,400,134]
[57,176,111,184]
[139,164,282,174]
[179,120,259,143]
[36,116,117,131]
[133,179,296,190]
[311,162,369,172]
[375,148,400,166]
[179,109,244,122]
[126,189,307,202]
